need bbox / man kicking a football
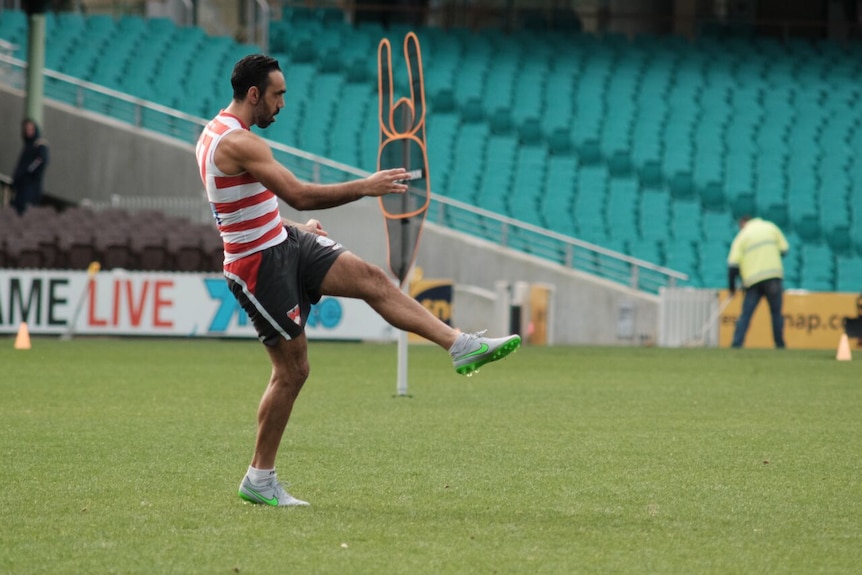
[195,54,521,506]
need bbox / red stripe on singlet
[223,222,285,255]
[211,191,275,214]
[218,206,282,234]
[218,112,249,130]
[214,173,258,189]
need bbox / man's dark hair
[231,54,281,101]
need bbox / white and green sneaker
[238,474,309,507]
[449,330,521,376]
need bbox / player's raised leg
[319,251,521,374]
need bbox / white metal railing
[0,52,689,293]
[658,287,723,347]
[0,38,16,54]
[425,194,688,293]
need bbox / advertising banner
[718,289,859,349]
[0,269,396,341]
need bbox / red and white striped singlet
[195,112,287,265]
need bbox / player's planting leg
[238,472,309,507]
[238,335,311,506]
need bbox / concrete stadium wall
[0,85,660,345]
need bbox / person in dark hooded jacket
[11,118,49,215]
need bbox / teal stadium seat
[574,165,609,243]
[328,81,372,167]
[510,118,548,225]
[784,246,807,285]
[702,209,734,242]
[671,198,703,241]
[297,73,343,157]
[836,254,862,292]
[800,243,836,291]
[639,187,671,242]
[0,9,27,57]
[761,204,790,231]
[665,240,699,283]
[477,109,518,216]
[483,51,518,113]
[447,104,489,204]
[540,56,575,131]
[541,130,577,236]
[606,176,639,244]
[698,240,731,287]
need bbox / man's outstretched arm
[219,131,409,211]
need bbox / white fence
[658,287,723,347]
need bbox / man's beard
[255,103,277,128]
[258,114,276,128]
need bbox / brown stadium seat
[166,230,204,272]
[96,232,134,270]
[61,229,100,270]
[20,205,58,225]
[34,231,62,268]
[1,208,26,240]
[200,229,224,272]
[6,236,45,268]
[2,204,226,272]
[131,231,171,270]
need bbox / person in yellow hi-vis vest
[727,215,790,348]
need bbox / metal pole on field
[396,270,411,397]
[395,105,411,397]
[396,330,408,396]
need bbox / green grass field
[1,338,860,574]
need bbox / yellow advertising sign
[408,276,453,344]
[718,290,859,349]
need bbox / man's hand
[301,219,328,237]
[281,217,328,236]
[727,266,740,298]
[364,168,409,197]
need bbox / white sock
[247,466,276,484]
[448,332,467,355]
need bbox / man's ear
[248,86,259,105]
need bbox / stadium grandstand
[1,1,861,294]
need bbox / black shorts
[223,226,344,345]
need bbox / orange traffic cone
[14,322,31,350]
[836,333,852,361]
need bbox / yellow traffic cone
[14,322,31,350]
[836,333,852,361]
